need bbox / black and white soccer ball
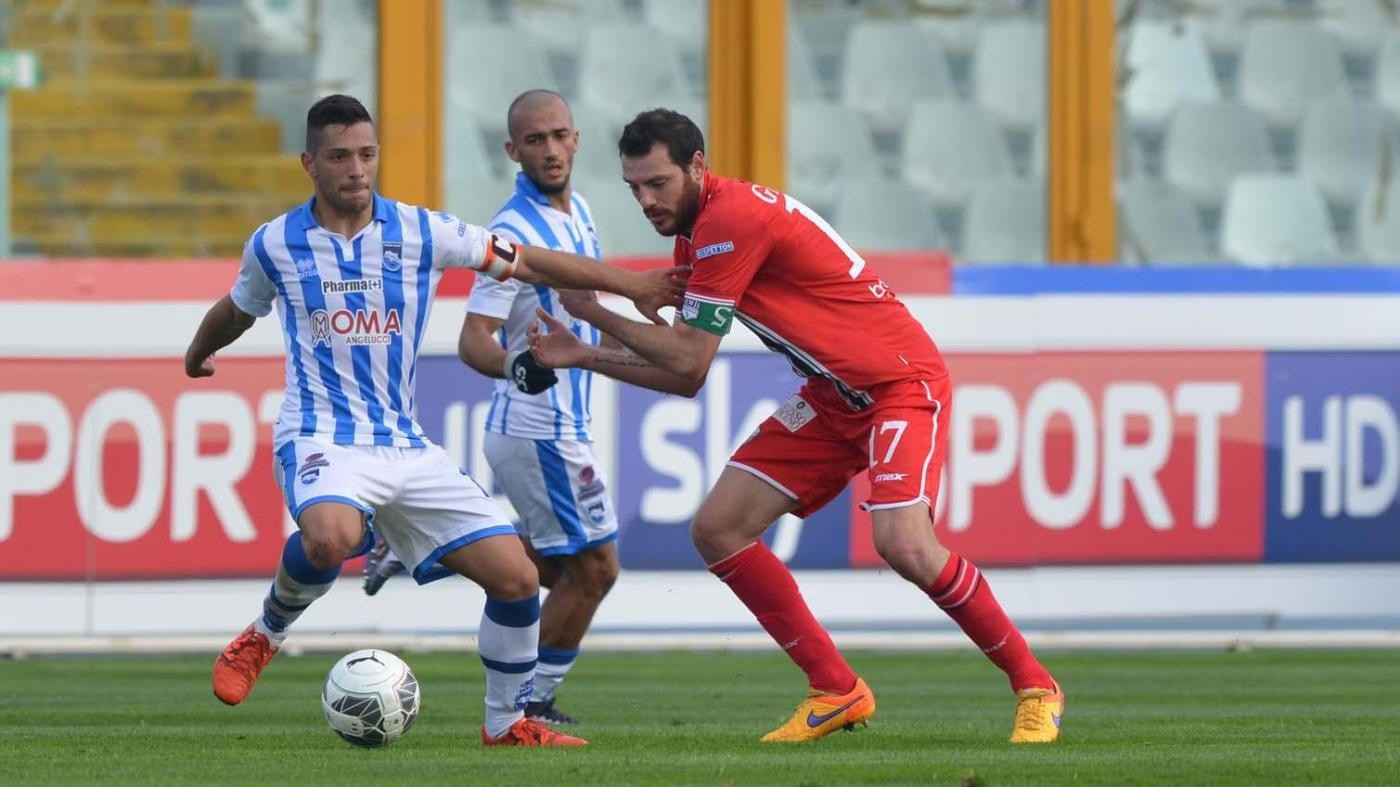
[321,649,420,748]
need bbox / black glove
[505,349,558,395]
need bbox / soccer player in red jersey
[529,109,1063,743]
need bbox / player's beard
[673,175,702,236]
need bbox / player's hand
[627,265,690,325]
[558,288,600,319]
[529,307,591,369]
[185,354,216,378]
[503,348,558,395]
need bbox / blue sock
[254,533,339,645]
[531,645,580,702]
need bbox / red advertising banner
[1,358,289,579]
[850,351,1267,566]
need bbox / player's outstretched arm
[184,295,257,378]
[531,308,708,397]
[512,244,687,325]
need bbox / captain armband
[479,234,520,281]
[680,293,735,336]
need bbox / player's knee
[300,530,357,570]
[487,568,539,601]
[583,558,619,598]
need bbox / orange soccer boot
[1009,680,1065,743]
[761,677,876,743]
[481,717,588,747]
[211,624,279,706]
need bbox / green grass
[2,648,1399,786]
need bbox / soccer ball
[321,649,420,748]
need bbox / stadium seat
[1296,97,1397,209]
[1354,180,1400,263]
[572,177,674,257]
[244,0,311,52]
[1237,21,1351,128]
[569,101,624,180]
[507,0,630,56]
[1315,0,1392,59]
[1118,180,1213,265]
[832,178,946,252]
[445,24,558,141]
[642,0,706,71]
[901,100,1012,209]
[914,0,1022,60]
[786,101,882,216]
[444,109,508,209]
[788,27,824,101]
[1219,174,1341,266]
[1374,33,1400,118]
[1122,20,1220,131]
[311,0,375,112]
[578,24,693,128]
[1166,0,1290,58]
[959,178,1046,264]
[972,20,1045,131]
[1162,101,1274,207]
[840,21,954,138]
[791,0,856,87]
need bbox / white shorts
[483,431,619,557]
[275,437,515,584]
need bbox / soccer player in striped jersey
[182,95,680,747]
[529,109,1063,744]
[365,90,621,725]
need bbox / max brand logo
[695,241,734,259]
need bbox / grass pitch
[2,648,1398,786]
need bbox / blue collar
[293,192,392,230]
[514,171,570,210]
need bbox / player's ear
[504,139,521,163]
[300,150,315,178]
[688,150,705,181]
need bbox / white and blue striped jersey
[468,172,604,442]
[231,193,493,448]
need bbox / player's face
[302,121,378,216]
[506,102,578,195]
[622,144,704,237]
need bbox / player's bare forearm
[514,246,632,292]
[184,295,256,377]
[514,246,686,325]
[581,346,705,397]
[458,313,508,379]
[581,303,715,385]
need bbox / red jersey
[676,173,947,410]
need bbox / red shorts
[728,375,951,518]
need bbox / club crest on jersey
[299,452,329,484]
[382,242,403,272]
[694,240,735,260]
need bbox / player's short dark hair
[619,108,705,167]
[306,94,374,153]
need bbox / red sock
[709,542,857,694]
[926,552,1053,692]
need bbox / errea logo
[695,241,734,260]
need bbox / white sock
[478,595,540,738]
